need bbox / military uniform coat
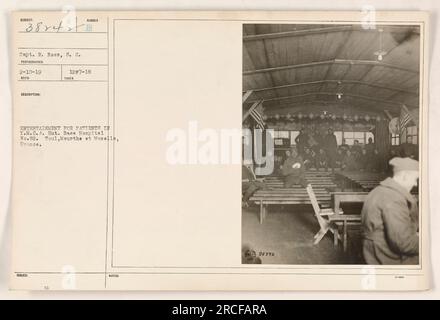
[361,178,419,265]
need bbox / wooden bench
[249,172,336,224]
[337,171,386,191]
[250,187,331,224]
[263,172,337,188]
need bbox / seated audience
[281,147,309,188]
[358,148,369,171]
[315,148,328,170]
[277,150,291,175]
[367,149,383,172]
[309,148,317,168]
[365,137,375,156]
[340,139,349,153]
[323,128,338,172]
[351,139,362,155]
[335,148,344,168]
[303,147,314,170]
[311,129,323,153]
[400,143,418,160]
[342,150,358,171]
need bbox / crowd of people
[243,127,420,265]
[276,128,386,173]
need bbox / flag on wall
[250,101,265,129]
[399,105,413,136]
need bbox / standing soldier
[295,129,309,156]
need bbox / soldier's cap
[389,157,419,173]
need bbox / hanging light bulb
[336,80,344,101]
[331,114,337,121]
[286,113,291,119]
[298,113,303,119]
[374,28,388,62]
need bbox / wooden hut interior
[242,24,420,265]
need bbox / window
[406,126,418,144]
[290,131,300,145]
[342,131,373,145]
[272,130,291,147]
[366,132,374,143]
[334,131,343,145]
[274,130,290,139]
[391,134,400,146]
[355,132,365,140]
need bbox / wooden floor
[242,204,364,265]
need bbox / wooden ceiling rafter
[262,38,277,88]
[243,25,420,42]
[243,59,418,76]
[242,90,253,103]
[262,101,398,118]
[319,29,352,92]
[243,24,420,118]
[244,26,353,41]
[246,92,416,109]
[243,79,418,96]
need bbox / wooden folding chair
[306,184,339,245]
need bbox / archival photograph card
[10,10,430,290]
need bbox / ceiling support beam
[383,110,394,121]
[244,79,418,95]
[243,26,352,41]
[243,25,420,42]
[264,103,395,117]
[247,92,417,108]
[243,59,419,76]
[263,101,399,117]
[242,90,253,103]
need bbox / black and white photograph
[3,8,433,294]
[242,23,421,265]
